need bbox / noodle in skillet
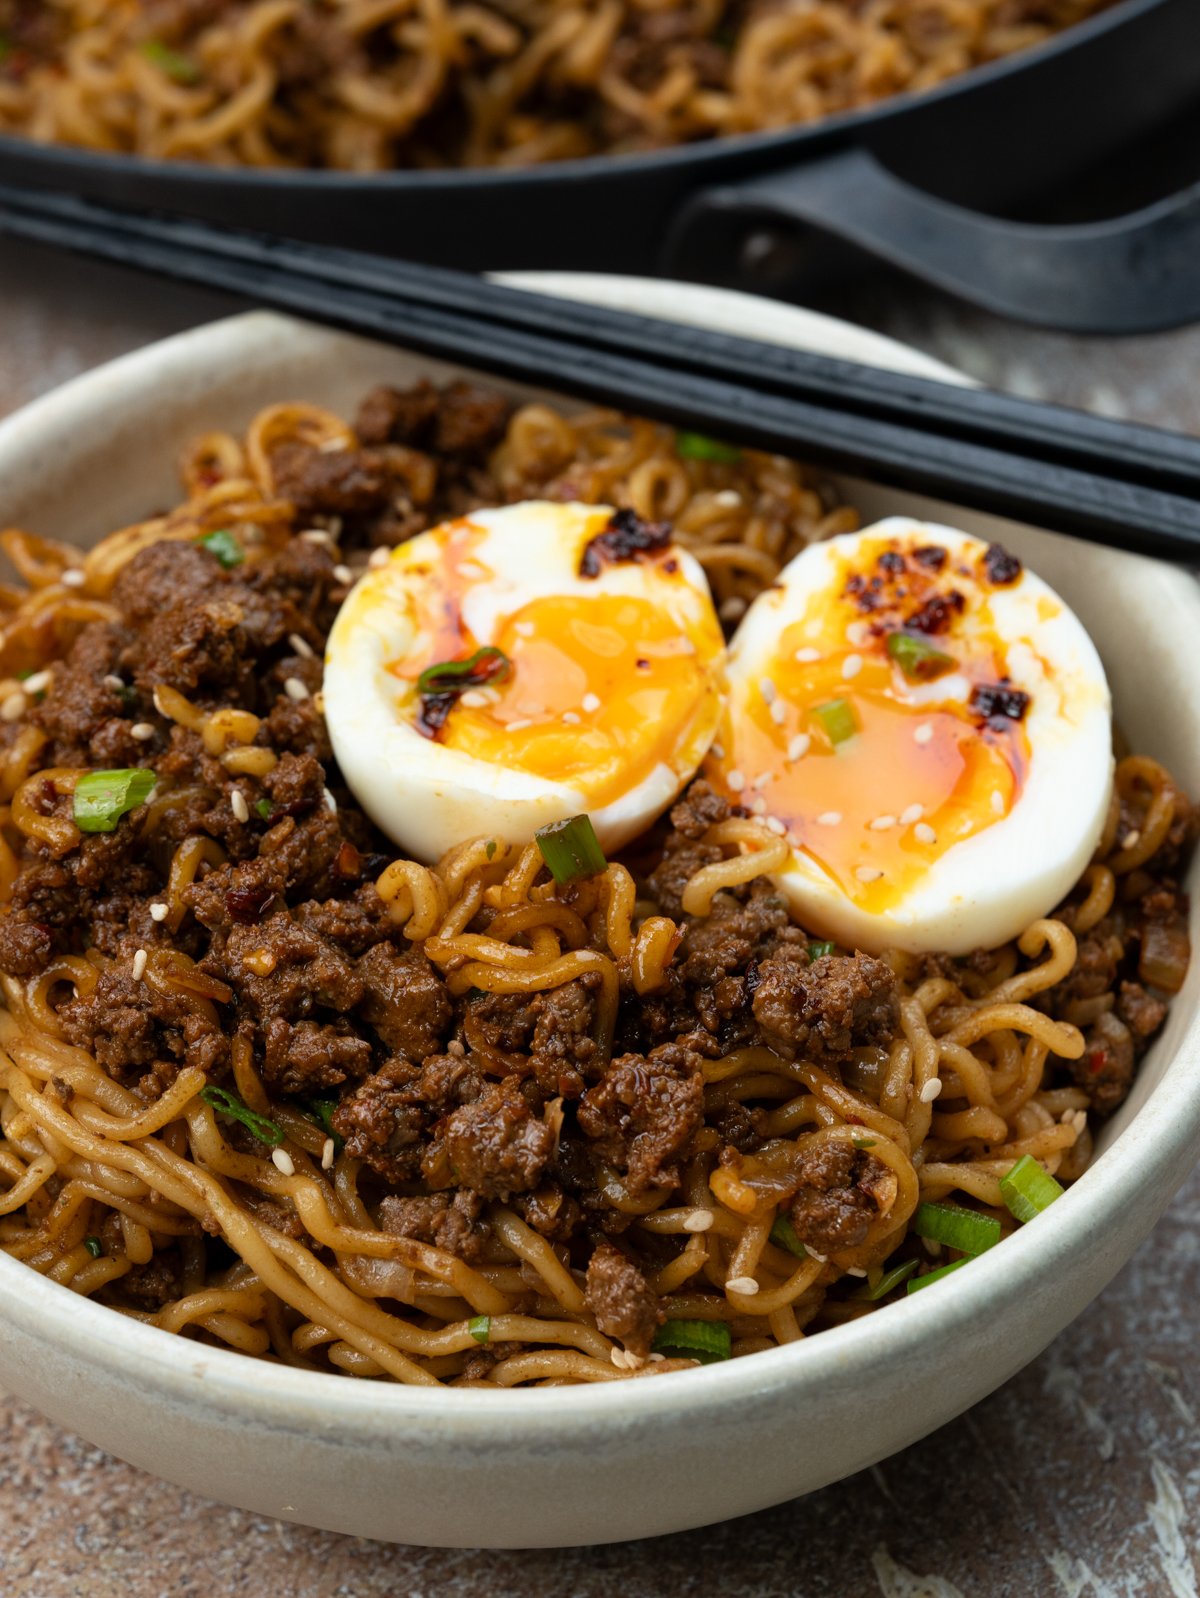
[0,379,1190,1385]
[0,0,1119,171]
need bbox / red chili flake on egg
[983,543,1023,586]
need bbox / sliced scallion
[856,1258,918,1301]
[139,39,202,84]
[535,813,607,884]
[199,1085,285,1148]
[416,646,511,697]
[813,698,858,747]
[912,1201,1000,1256]
[254,798,274,821]
[769,1216,807,1259]
[651,1318,732,1364]
[308,1097,344,1153]
[73,768,155,833]
[886,631,955,682]
[907,1257,971,1294]
[83,1236,103,1259]
[675,432,742,464]
[198,528,244,569]
[468,1315,491,1345]
[808,940,835,960]
[852,1136,876,1150]
[1000,1154,1065,1224]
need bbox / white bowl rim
[0,289,1196,1446]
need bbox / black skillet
[0,0,1197,332]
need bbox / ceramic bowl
[0,284,1197,1549]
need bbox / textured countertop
[1,237,1198,1598]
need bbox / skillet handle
[662,147,1200,334]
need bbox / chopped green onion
[307,1097,343,1153]
[254,798,274,821]
[417,646,511,697]
[1000,1154,1065,1224]
[769,1216,807,1259]
[856,1258,919,1300]
[199,1085,285,1148]
[807,940,835,959]
[83,1236,103,1259]
[468,1315,491,1345]
[852,1137,876,1150]
[535,813,607,885]
[485,839,497,860]
[675,432,742,464]
[912,1201,1000,1256]
[813,698,858,747]
[885,631,956,682]
[73,768,155,833]
[198,528,244,569]
[907,1257,971,1294]
[139,39,202,84]
[651,1318,732,1364]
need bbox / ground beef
[526,976,603,1098]
[752,950,899,1060]
[355,381,441,448]
[0,916,53,976]
[200,914,365,1028]
[378,1190,486,1261]
[440,1080,554,1199]
[58,960,228,1088]
[355,943,453,1062]
[787,1142,894,1255]
[584,1241,663,1356]
[29,621,138,767]
[1071,1010,1136,1116]
[261,1015,373,1095]
[331,1058,430,1184]
[110,540,226,625]
[1116,980,1167,1041]
[577,1043,703,1194]
[271,443,392,519]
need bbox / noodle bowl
[0,375,1190,1388]
[0,0,1120,170]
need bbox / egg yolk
[707,536,1032,916]
[382,519,724,809]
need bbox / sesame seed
[300,529,333,546]
[710,742,725,759]
[149,903,168,922]
[1074,1109,1088,1133]
[766,816,786,835]
[846,1267,868,1279]
[288,632,315,660]
[561,711,581,725]
[323,789,337,815]
[682,1210,714,1233]
[845,621,870,647]
[787,734,811,762]
[750,797,767,816]
[900,803,924,826]
[727,770,746,792]
[769,701,787,726]
[759,677,777,705]
[22,670,52,694]
[914,822,936,845]
[271,1148,295,1176]
[817,811,841,827]
[714,489,742,508]
[230,790,250,823]
[752,770,771,789]
[1122,829,1141,849]
[321,1138,336,1171]
[368,547,390,569]
[0,693,24,722]
[447,1040,466,1057]
[131,949,147,981]
[130,722,155,741]
[333,564,353,585]
[855,865,883,883]
[991,789,1004,815]
[920,1079,943,1103]
[284,677,309,702]
[103,674,125,692]
[514,621,535,638]
[914,722,934,745]
[506,719,532,732]
[318,437,348,453]
[869,815,896,831]
[842,653,863,680]
[582,693,601,714]
[726,1276,759,1296]
[807,1250,828,1264]
[794,647,821,664]
[719,597,747,622]
[460,690,490,709]
[60,568,85,588]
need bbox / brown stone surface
[1,238,1198,1596]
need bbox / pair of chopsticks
[2,178,1200,561]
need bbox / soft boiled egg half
[325,501,727,861]
[705,518,1113,955]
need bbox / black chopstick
[4,180,1197,504]
[3,181,1200,562]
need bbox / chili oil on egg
[706,518,1113,954]
[324,501,727,860]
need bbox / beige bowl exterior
[0,289,1197,1549]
